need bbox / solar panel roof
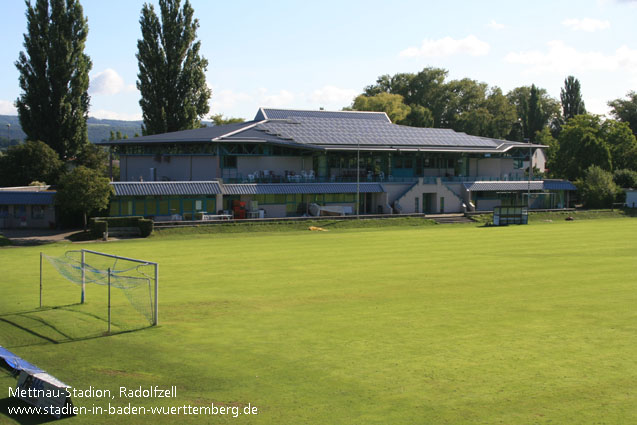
[255,117,502,148]
[255,108,390,122]
[100,108,541,152]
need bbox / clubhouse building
[99,108,575,220]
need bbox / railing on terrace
[221,174,544,184]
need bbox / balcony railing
[220,174,543,184]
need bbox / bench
[108,226,141,237]
[200,214,233,221]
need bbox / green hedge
[90,216,153,238]
[138,219,154,237]
[91,220,108,239]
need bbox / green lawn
[1,218,636,424]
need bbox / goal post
[40,249,159,328]
[80,249,159,326]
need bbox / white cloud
[585,97,612,116]
[309,86,357,106]
[210,88,254,115]
[0,100,17,115]
[487,20,506,30]
[89,68,136,95]
[90,109,142,121]
[562,18,610,32]
[257,88,296,107]
[504,40,637,74]
[400,35,490,58]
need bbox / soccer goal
[40,249,158,330]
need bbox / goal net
[41,249,158,329]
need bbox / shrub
[613,169,637,189]
[138,219,154,237]
[578,166,621,208]
[90,219,108,239]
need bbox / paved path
[0,229,80,246]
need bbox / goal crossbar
[40,249,159,327]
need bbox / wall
[626,191,637,208]
[121,155,218,181]
[0,204,55,228]
[394,179,464,213]
[237,156,310,177]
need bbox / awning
[463,180,576,192]
[222,182,385,195]
[111,181,222,196]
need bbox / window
[159,200,169,215]
[14,205,26,219]
[222,156,237,168]
[31,205,46,219]
[110,201,120,216]
[514,159,524,169]
[146,199,157,215]
[0,205,8,217]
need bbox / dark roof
[111,181,222,196]
[96,121,259,145]
[255,117,515,149]
[101,107,543,153]
[222,183,385,195]
[0,191,55,205]
[463,181,576,192]
[255,108,390,122]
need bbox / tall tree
[560,76,586,121]
[552,114,612,181]
[506,85,561,141]
[137,0,211,135]
[608,91,637,136]
[15,0,92,160]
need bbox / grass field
[1,217,636,424]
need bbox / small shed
[625,189,637,209]
[0,187,56,229]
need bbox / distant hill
[0,116,218,149]
[0,115,142,144]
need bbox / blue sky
[1,0,636,121]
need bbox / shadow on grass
[0,397,60,424]
[0,304,154,349]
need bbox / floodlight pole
[107,267,111,334]
[39,252,42,308]
[81,250,86,304]
[356,138,360,219]
[527,139,532,210]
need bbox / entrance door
[422,193,436,214]
[439,197,445,213]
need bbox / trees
[75,143,110,175]
[210,114,245,126]
[578,165,620,209]
[137,0,211,135]
[0,141,63,187]
[601,120,637,171]
[355,68,517,137]
[551,115,612,181]
[613,169,637,189]
[15,0,92,160]
[352,93,411,123]
[506,85,561,142]
[55,166,113,230]
[608,91,637,136]
[560,76,586,121]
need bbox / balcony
[220,171,543,185]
